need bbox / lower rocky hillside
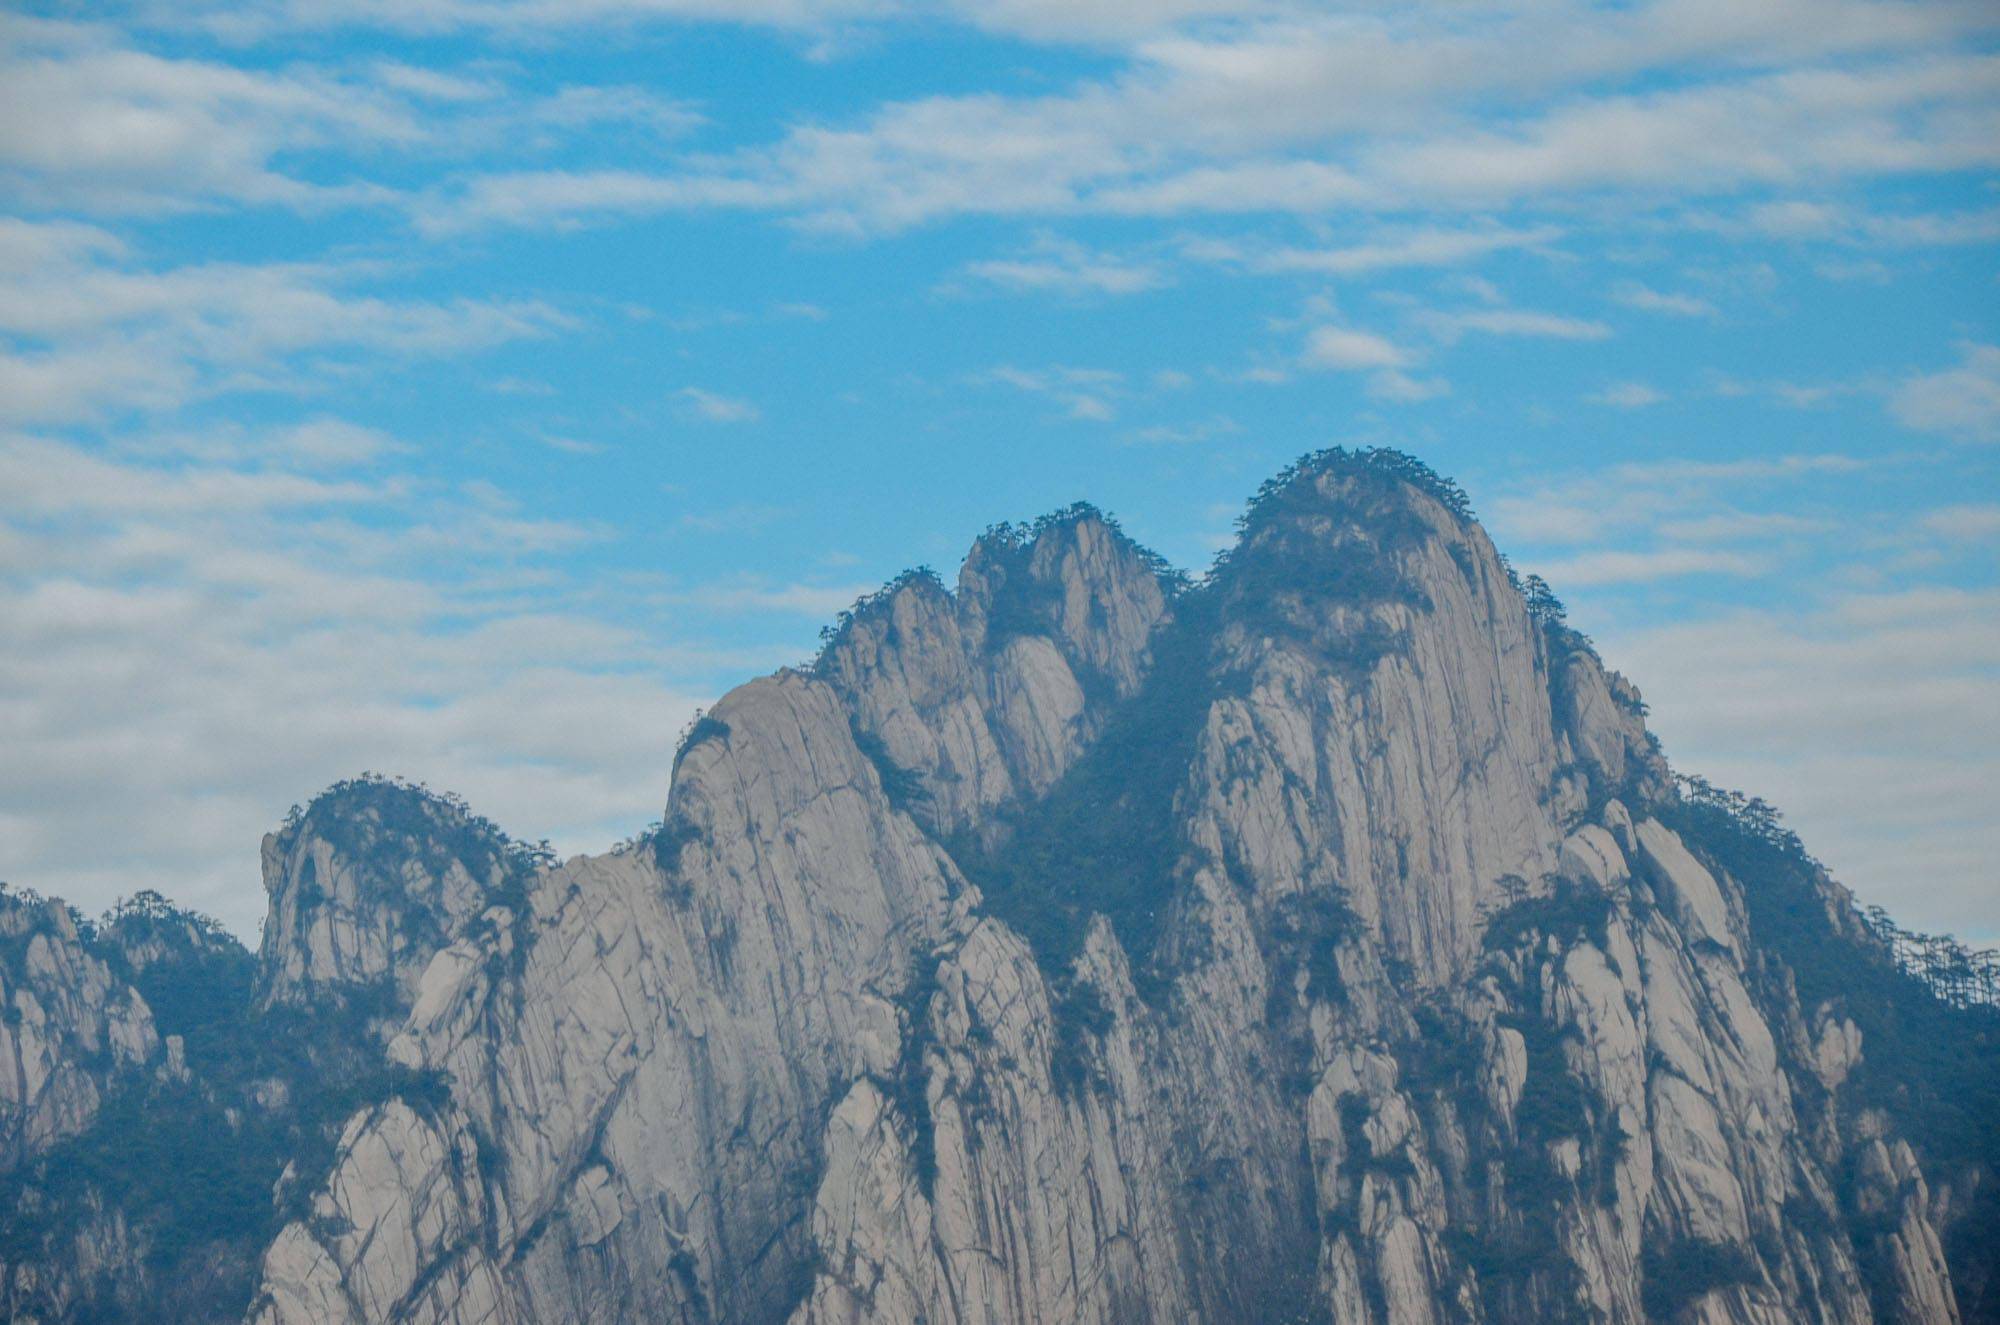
[0,449,1993,1324]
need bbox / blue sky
[2,1,1996,942]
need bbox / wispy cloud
[1605,585,2000,936]
[978,363,1126,420]
[0,218,569,423]
[1488,451,1868,547]
[957,234,1166,296]
[0,430,701,933]
[1892,342,2000,441]
[410,14,2000,234]
[682,579,877,614]
[1590,381,1667,407]
[1303,325,1410,370]
[0,16,701,216]
[1612,281,1717,317]
[1299,323,1447,401]
[1122,415,1241,446]
[4,0,1997,953]
[677,386,763,423]
[1192,223,1560,277]
[1422,306,1613,343]
[1528,546,1767,585]
[1920,503,2000,540]
[539,433,608,456]
[680,502,789,533]
[1739,198,2000,247]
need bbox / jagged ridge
[0,448,1994,1325]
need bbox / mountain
[0,448,1994,1324]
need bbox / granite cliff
[1,449,1994,1323]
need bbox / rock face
[1,450,1996,1324]
[257,780,538,1016]
[0,892,157,1172]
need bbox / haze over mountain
[0,449,1993,1324]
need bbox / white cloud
[1706,372,1863,409]
[1424,307,1613,342]
[414,168,792,234]
[1612,281,1717,317]
[958,234,1166,296]
[1891,342,2000,441]
[415,11,2000,233]
[1863,204,2000,245]
[1303,325,1409,370]
[0,432,712,935]
[0,16,705,216]
[1486,451,1866,548]
[1368,370,1451,402]
[1746,198,1854,238]
[1300,324,1445,401]
[682,579,878,614]
[0,433,384,517]
[0,219,569,423]
[538,433,608,456]
[1590,381,1667,407]
[1626,453,1869,482]
[978,363,1126,421]
[273,418,404,467]
[1736,198,2000,246]
[676,386,763,423]
[1920,503,2000,540]
[148,0,2000,63]
[1655,510,1827,542]
[518,84,703,139]
[1603,586,2000,937]
[1527,546,1766,585]
[1296,324,1456,402]
[680,503,789,533]
[1197,223,1561,276]
[1123,415,1241,445]
[1373,55,2000,205]
[110,417,404,470]
[0,19,414,212]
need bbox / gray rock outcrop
[239,460,1985,1324]
[0,450,1989,1325]
[257,781,536,1016]
[0,892,157,1172]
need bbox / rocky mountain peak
[956,502,1178,698]
[256,777,542,1016]
[96,889,244,981]
[809,504,1175,841]
[0,889,157,1172]
[2,449,1995,1325]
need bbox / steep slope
[0,448,1992,1324]
[241,453,1997,1325]
[786,454,1946,1325]
[0,891,158,1173]
[0,782,530,1323]
[257,778,550,1015]
[246,509,1171,1325]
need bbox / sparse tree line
[1858,906,2000,1010]
[1675,774,1998,1010]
